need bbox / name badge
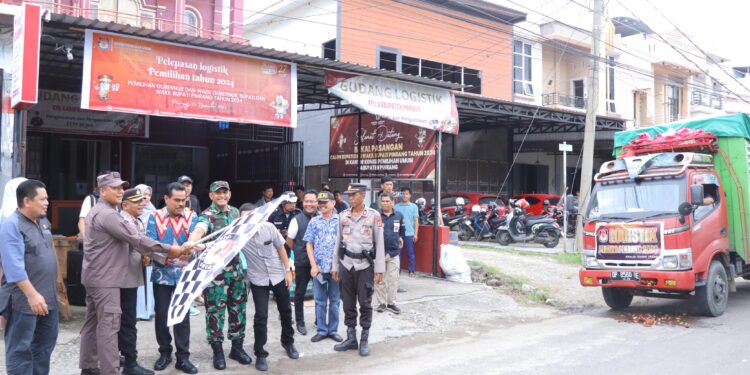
[394,222,400,233]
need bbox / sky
[246,0,749,64]
[494,0,750,64]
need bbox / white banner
[28,90,148,137]
[325,70,459,134]
[167,193,294,326]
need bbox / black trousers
[118,287,138,364]
[294,266,312,323]
[249,280,294,358]
[153,284,191,360]
[339,265,375,329]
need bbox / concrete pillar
[229,0,244,42]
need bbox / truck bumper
[579,269,695,291]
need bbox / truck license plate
[611,271,640,281]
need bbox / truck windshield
[586,177,685,220]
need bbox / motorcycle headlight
[465,220,472,225]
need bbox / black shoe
[296,322,308,336]
[80,369,100,375]
[359,329,370,357]
[255,357,268,372]
[175,359,198,374]
[310,334,327,342]
[122,363,155,375]
[153,354,172,371]
[228,339,252,365]
[328,333,343,342]
[210,342,226,370]
[386,304,402,314]
[282,343,299,359]
[397,288,407,293]
[333,327,358,352]
[376,304,386,313]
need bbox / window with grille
[183,10,200,36]
[513,40,533,95]
[376,47,482,94]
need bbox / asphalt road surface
[275,280,750,375]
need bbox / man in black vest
[270,196,301,258]
[285,190,318,336]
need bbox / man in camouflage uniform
[187,181,251,370]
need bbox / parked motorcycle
[495,201,561,248]
[458,202,505,241]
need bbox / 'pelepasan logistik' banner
[329,113,436,179]
[325,70,459,134]
[81,30,296,127]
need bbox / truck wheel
[602,288,633,310]
[543,229,560,248]
[496,231,512,246]
[695,260,729,317]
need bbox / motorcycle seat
[526,214,548,221]
[525,216,555,226]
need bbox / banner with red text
[329,113,436,179]
[29,90,148,138]
[325,70,459,134]
[11,4,42,109]
[81,30,296,127]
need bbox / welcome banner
[325,70,459,134]
[81,30,297,127]
[329,113,436,179]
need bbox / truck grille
[603,262,653,268]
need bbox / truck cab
[580,150,746,316]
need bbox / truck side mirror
[690,184,705,206]
[678,202,693,224]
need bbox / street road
[275,281,750,375]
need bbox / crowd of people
[0,173,422,375]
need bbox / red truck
[579,114,750,316]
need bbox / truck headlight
[583,255,598,268]
[662,255,678,269]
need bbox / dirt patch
[616,312,693,328]
[462,246,606,312]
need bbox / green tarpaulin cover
[613,113,750,151]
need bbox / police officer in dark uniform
[269,196,300,257]
[332,183,385,357]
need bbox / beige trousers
[375,254,400,306]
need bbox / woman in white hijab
[133,184,156,320]
[1,177,27,220]
[0,177,27,329]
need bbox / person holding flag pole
[186,181,251,370]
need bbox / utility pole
[576,0,603,252]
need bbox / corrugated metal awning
[46,13,463,91]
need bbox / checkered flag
[167,192,295,326]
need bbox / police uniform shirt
[332,207,386,274]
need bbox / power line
[642,0,750,98]
[614,0,750,105]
